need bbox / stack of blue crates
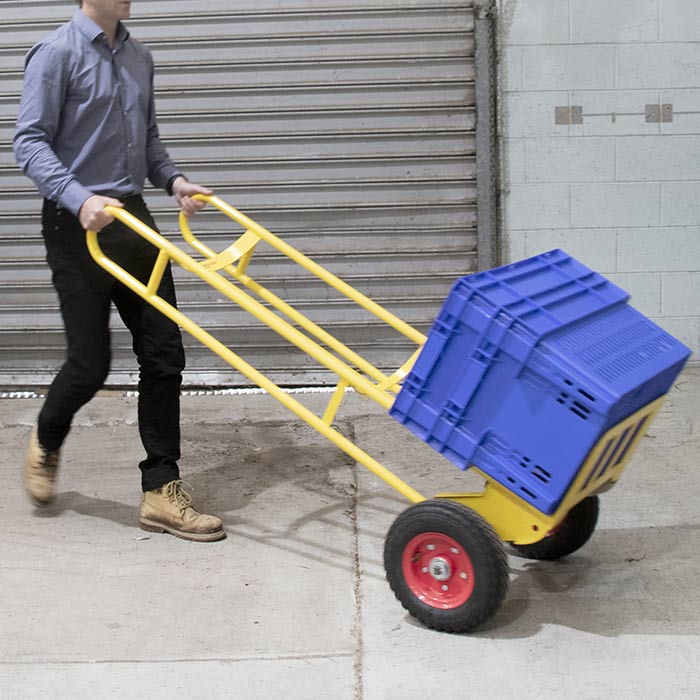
[390,250,692,515]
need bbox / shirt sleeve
[144,50,182,191]
[13,43,94,216]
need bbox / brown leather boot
[23,426,60,506]
[140,480,225,542]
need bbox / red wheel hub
[401,532,475,609]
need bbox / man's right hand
[78,194,124,232]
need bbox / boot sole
[22,465,56,507]
[139,518,226,542]
[24,488,55,507]
[23,427,57,507]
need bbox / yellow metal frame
[87,195,427,504]
[86,195,664,543]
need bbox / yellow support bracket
[374,348,422,393]
[322,379,350,425]
[436,475,559,545]
[435,395,666,544]
[200,229,260,273]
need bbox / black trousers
[38,195,185,491]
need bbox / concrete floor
[0,368,698,699]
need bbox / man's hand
[172,177,213,217]
[78,194,123,232]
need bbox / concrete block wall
[496,0,700,358]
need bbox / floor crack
[348,420,365,700]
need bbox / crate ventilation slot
[519,455,552,483]
[555,378,594,421]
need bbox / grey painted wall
[497,0,700,358]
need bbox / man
[13,0,226,542]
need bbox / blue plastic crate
[390,250,692,515]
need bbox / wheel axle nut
[428,557,452,581]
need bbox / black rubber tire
[384,499,509,633]
[509,495,600,561]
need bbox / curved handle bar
[178,194,260,272]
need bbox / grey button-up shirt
[13,10,180,216]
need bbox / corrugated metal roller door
[0,0,479,387]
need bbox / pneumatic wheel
[383,500,509,633]
[509,495,600,561]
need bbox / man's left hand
[172,177,213,217]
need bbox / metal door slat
[0,1,483,387]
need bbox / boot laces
[38,446,59,474]
[164,480,193,514]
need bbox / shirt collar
[72,9,130,47]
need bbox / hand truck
[87,195,689,633]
